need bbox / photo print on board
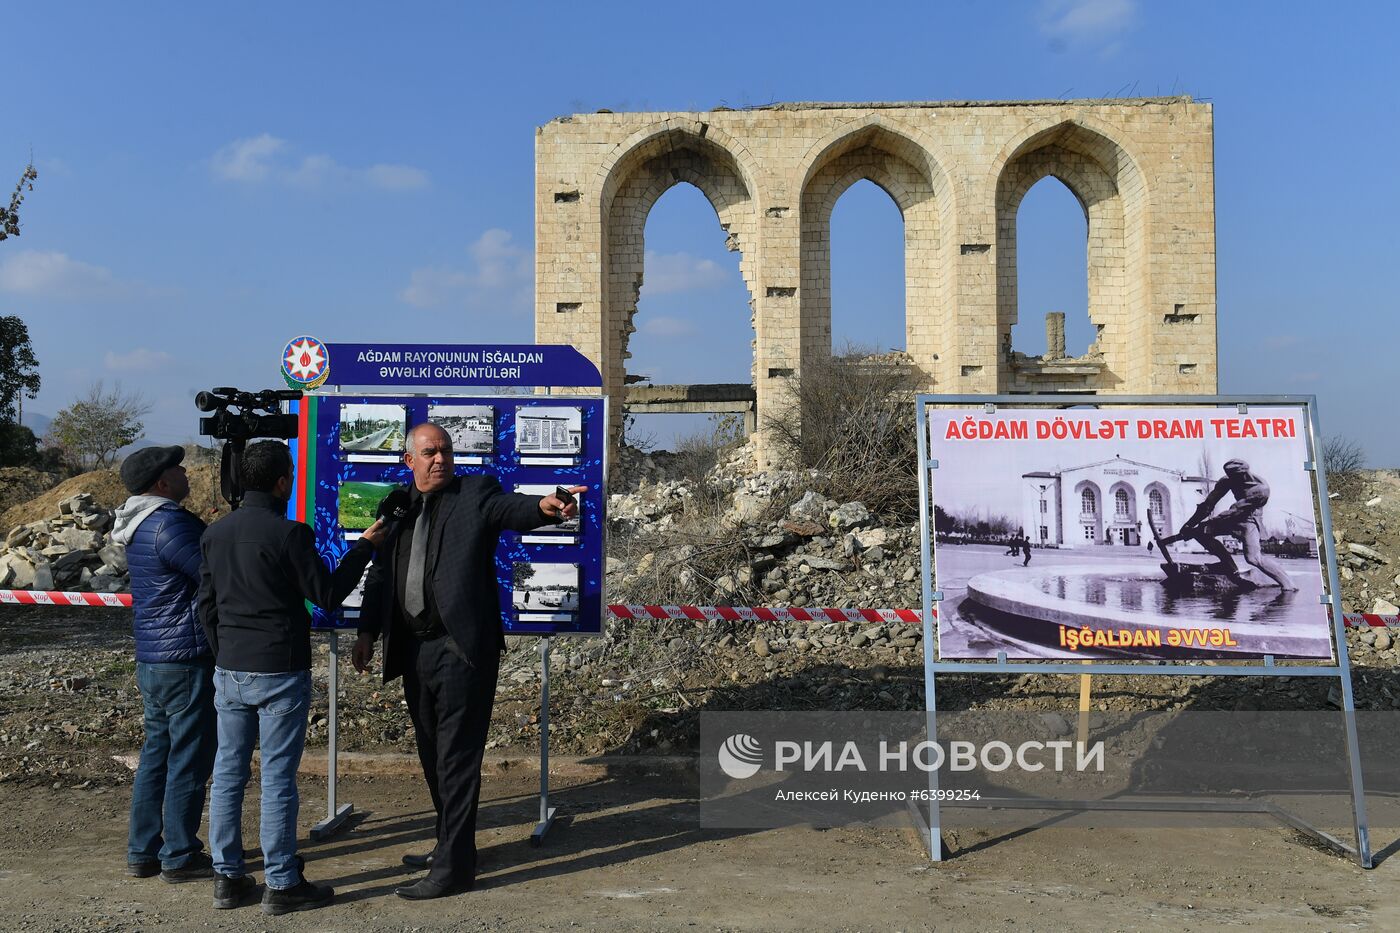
[514,483,583,544]
[428,403,495,463]
[338,532,368,613]
[515,405,582,465]
[926,407,1332,661]
[337,481,398,531]
[340,403,408,463]
[512,561,580,622]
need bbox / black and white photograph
[340,403,408,462]
[515,405,582,461]
[429,403,495,456]
[926,407,1332,661]
[514,483,583,543]
[340,535,370,612]
[512,561,580,621]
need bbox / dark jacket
[114,499,210,664]
[198,491,373,673]
[359,475,551,683]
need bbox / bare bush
[1322,435,1365,483]
[670,414,746,484]
[763,344,919,521]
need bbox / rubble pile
[0,444,1396,785]
[0,467,60,518]
[1329,470,1400,668]
[0,494,128,593]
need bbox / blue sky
[7,0,1398,463]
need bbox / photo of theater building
[1021,455,1212,547]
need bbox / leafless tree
[1322,435,1365,483]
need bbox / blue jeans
[209,668,312,889]
[128,658,216,868]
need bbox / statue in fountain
[1157,459,1299,593]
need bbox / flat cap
[120,445,186,495]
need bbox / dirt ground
[0,761,1397,932]
[2,467,1399,930]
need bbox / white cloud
[210,134,430,191]
[400,266,473,309]
[0,250,140,300]
[399,229,532,311]
[105,348,173,371]
[363,163,432,191]
[469,229,531,289]
[640,251,730,296]
[211,133,285,182]
[638,316,700,338]
[1263,334,1303,351]
[1040,0,1135,47]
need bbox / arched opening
[1109,481,1139,545]
[625,182,751,449]
[1075,479,1103,545]
[993,120,1148,393]
[601,128,759,455]
[829,179,905,353]
[1009,178,1090,358]
[798,123,945,386]
[1145,482,1172,539]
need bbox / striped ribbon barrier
[607,604,922,624]
[3,589,1395,629]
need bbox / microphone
[374,487,413,541]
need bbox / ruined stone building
[533,99,1216,462]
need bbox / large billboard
[926,406,1332,660]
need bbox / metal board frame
[914,394,1372,868]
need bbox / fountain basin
[964,561,1332,658]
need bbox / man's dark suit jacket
[359,475,552,682]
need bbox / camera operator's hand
[360,517,389,549]
[352,633,376,674]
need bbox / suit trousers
[401,631,499,885]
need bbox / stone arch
[796,117,954,382]
[992,119,1150,391]
[597,124,761,435]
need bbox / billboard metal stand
[311,629,355,840]
[914,394,1373,869]
[531,636,558,846]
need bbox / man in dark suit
[352,422,582,899]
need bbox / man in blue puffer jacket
[111,445,216,883]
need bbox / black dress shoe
[262,878,334,915]
[126,859,160,878]
[401,851,435,870]
[395,876,473,900]
[212,873,257,909]
[161,851,215,883]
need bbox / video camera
[195,387,303,510]
[196,387,301,440]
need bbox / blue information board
[288,392,607,635]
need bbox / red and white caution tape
[2,590,1396,629]
[0,589,132,607]
[607,604,921,624]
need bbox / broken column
[1045,311,1066,360]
